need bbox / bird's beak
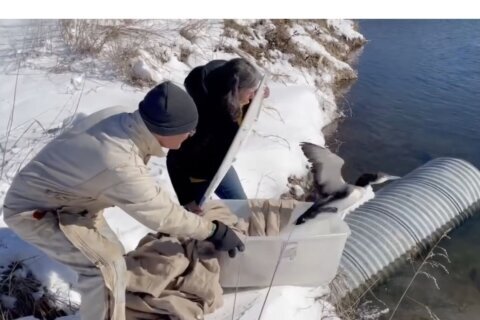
[385,175,401,180]
[380,175,401,184]
[373,174,402,185]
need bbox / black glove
[206,220,245,258]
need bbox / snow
[327,19,365,42]
[209,286,340,320]
[236,85,326,198]
[129,55,162,83]
[289,24,353,73]
[0,19,365,319]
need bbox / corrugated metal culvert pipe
[332,157,480,300]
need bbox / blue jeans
[194,167,247,204]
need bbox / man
[2,81,244,320]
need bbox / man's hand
[184,201,204,215]
[206,220,245,257]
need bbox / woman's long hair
[219,58,262,121]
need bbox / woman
[167,58,267,213]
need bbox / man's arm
[98,166,214,240]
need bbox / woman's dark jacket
[167,60,243,205]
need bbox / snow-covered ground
[0,19,365,319]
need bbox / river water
[327,20,480,320]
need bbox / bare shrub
[238,39,265,61]
[106,41,139,80]
[263,20,346,75]
[105,40,160,87]
[0,259,78,319]
[60,19,122,54]
[60,20,165,86]
[304,24,350,62]
[387,233,451,320]
[264,20,297,57]
[326,231,451,320]
[326,269,389,320]
[223,19,252,38]
[179,20,208,43]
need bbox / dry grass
[261,19,356,77]
[223,20,266,61]
[387,233,451,320]
[0,259,78,320]
[325,231,451,320]
[264,20,297,58]
[107,42,142,84]
[107,41,160,87]
[223,19,317,72]
[223,19,252,38]
[59,20,166,86]
[60,19,123,55]
[303,22,350,62]
[238,39,265,61]
[329,272,388,320]
[222,19,325,70]
[179,20,209,43]
[58,19,218,87]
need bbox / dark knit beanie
[139,81,198,136]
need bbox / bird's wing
[300,142,346,194]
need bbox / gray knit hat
[139,81,198,136]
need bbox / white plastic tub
[213,200,351,288]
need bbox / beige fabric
[125,235,223,320]
[124,199,297,320]
[247,199,296,236]
[58,209,127,320]
[4,210,117,320]
[125,203,239,320]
